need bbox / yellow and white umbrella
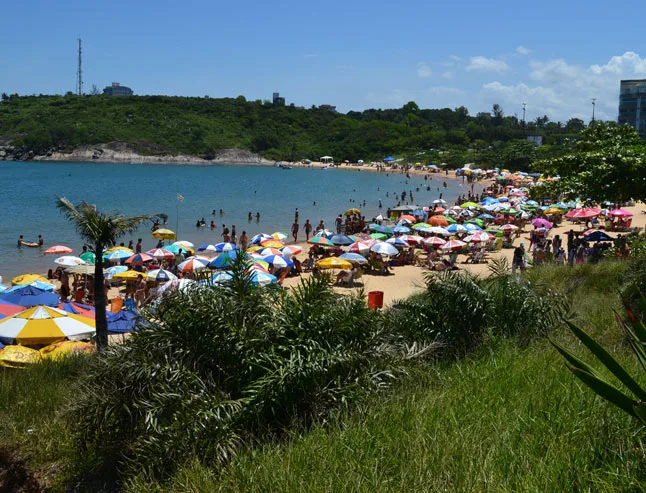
[0,305,96,346]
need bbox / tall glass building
[618,79,646,139]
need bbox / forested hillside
[0,93,587,167]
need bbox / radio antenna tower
[76,38,83,95]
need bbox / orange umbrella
[399,214,417,222]
[43,245,73,255]
[428,216,449,227]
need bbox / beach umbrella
[399,234,423,245]
[248,270,277,286]
[446,224,469,234]
[0,286,59,307]
[158,278,198,295]
[441,239,467,251]
[213,242,239,253]
[565,208,602,219]
[262,255,294,269]
[386,237,409,248]
[370,242,399,256]
[544,207,563,215]
[344,208,361,216]
[463,223,483,232]
[369,233,388,240]
[208,250,246,269]
[370,224,393,235]
[432,199,447,205]
[460,202,480,209]
[11,274,49,286]
[423,237,446,248]
[105,246,133,254]
[209,271,233,285]
[281,245,303,257]
[173,240,195,249]
[113,270,148,281]
[56,301,100,319]
[348,241,371,255]
[0,305,95,345]
[125,253,154,265]
[164,244,194,255]
[258,247,284,257]
[428,216,449,227]
[339,253,368,264]
[103,249,133,262]
[607,209,633,218]
[260,239,285,249]
[464,232,494,243]
[0,345,42,368]
[43,245,73,255]
[146,248,175,260]
[316,257,353,270]
[330,234,354,246]
[0,300,26,318]
[40,340,96,360]
[107,310,139,334]
[197,244,219,253]
[105,265,128,278]
[584,231,615,242]
[393,225,411,234]
[151,228,176,240]
[79,251,96,264]
[6,280,56,292]
[500,224,519,233]
[426,226,451,236]
[399,214,417,223]
[531,218,553,229]
[251,233,273,245]
[411,222,432,230]
[271,232,289,241]
[308,236,335,247]
[178,257,210,272]
[54,256,87,267]
[146,269,178,282]
[433,207,446,214]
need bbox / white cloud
[515,46,531,56]
[449,55,463,62]
[466,56,510,74]
[417,62,432,78]
[441,71,455,80]
[529,59,580,83]
[590,51,646,75]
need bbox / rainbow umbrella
[125,253,154,265]
[308,236,335,247]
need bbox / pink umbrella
[565,208,602,219]
[501,224,519,233]
[441,239,467,251]
[531,218,553,229]
[399,234,423,245]
[43,245,73,256]
[607,209,633,218]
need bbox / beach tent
[0,286,59,307]
[383,156,395,162]
[320,156,334,163]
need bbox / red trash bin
[368,291,384,310]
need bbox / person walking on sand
[512,242,527,279]
[134,274,147,308]
[291,220,299,243]
[303,219,312,241]
[239,231,248,251]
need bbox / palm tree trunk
[94,241,109,350]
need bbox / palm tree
[56,197,159,350]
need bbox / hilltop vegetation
[0,93,585,166]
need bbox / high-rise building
[618,79,646,139]
[103,82,134,96]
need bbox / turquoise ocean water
[0,161,468,280]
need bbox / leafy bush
[68,264,436,481]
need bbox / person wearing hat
[512,242,526,277]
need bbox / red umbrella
[145,248,175,261]
[429,216,449,227]
[501,224,519,233]
[464,232,494,243]
[423,237,446,248]
[399,234,423,245]
[564,208,602,219]
[441,239,467,251]
[0,300,25,317]
[43,245,73,255]
[399,214,417,223]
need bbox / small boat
[276,163,292,169]
[20,240,39,248]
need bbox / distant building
[319,104,337,112]
[618,79,646,139]
[272,92,285,105]
[103,82,133,96]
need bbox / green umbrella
[467,218,484,227]
[443,216,457,224]
[460,201,480,209]
[369,233,388,240]
[79,251,96,264]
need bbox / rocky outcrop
[0,141,275,166]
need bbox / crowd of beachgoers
[0,164,643,363]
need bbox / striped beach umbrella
[308,236,335,247]
[208,250,247,269]
[43,245,73,255]
[0,305,95,345]
[260,239,285,249]
[146,248,175,260]
[271,232,289,241]
[339,253,368,264]
[262,255,294,269]
[464,232,495,243]
[104,249,133,262]
[125,253,154,265]
[214,242,239,252]
[399,234,423,245]
[386,237,409,248]
[146,269,178,282]
[441,239,467,251]
[177,257,210,273]
[251,233,273,245]
[280,245,303,257]
[423,236,446,248]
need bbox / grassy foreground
[1,261,645,491]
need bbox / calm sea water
[0,161,467,280]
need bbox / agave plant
[551,293,646,425]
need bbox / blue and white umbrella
[146,269,178,282]
[446,224,469,234]
[393,225,411,233]
[248,270,277,286]
[330,234,354,246]
[262,255,294,269]
[213,242,239,252]
[103,249,132,262]
[209,271,234,285]
[197,244,219,253]
[251,233,273,245]
[386,237,409,248]
[339,253,368,264]
[370,242,399,256]
[106,265,128,278]
[464,223,483,232]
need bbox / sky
[2,0,646,123]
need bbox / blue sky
[2,0,645,123]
